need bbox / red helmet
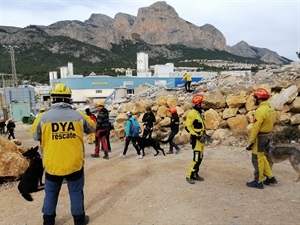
[192,94,205,105]
[169,107,177,113]
[253,88,269,99]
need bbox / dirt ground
[0,123,300,225]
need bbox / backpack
[129,118,140,137]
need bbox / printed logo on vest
[51,122,77,140]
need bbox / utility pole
[9,46,18,87]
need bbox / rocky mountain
[226,41,290,64]
[0,1,291,77]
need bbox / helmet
[40,108,45,112]
[253,88,269,99]
[146,106,151,111]
[50,83,72,99]
[95,100,104,107]
[192,94,205,105]
[126,111,133,117]
[169,107,177,114]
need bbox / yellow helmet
[50,83,72,99]
[40,108,45,112]
[95,100,105,107]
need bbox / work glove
[246,143,253,151]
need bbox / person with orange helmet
[91,100,110,159]
[185,94,206,184]
[161,107,180,154]
[246,88,277,189]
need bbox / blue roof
[59,76,203,89]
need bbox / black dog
[18,146,44,201]
[137,137,165,156]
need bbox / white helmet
[126,111,132,117]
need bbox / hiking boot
[194,176,205,181]
[175,148,181,154]
[186,177,196,184]
[119,153,126,158]
[91,154,100,158]
[84,215,89,225]
[263,177,278,185]
[166,150,173,154]
[246,180,264,189]
[136,154,143,159]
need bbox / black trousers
[167,130,179,151]
[122,136,141,155]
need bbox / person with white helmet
[30,83,95,225]
[120,111,142,159]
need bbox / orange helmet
[192,94,205,105]
[253,88,269,99]
[169,107,177,113]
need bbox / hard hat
[169,107,177,114]
[146,106,151,110]
[50,83,72,99]
[192,94,205,105]
[253,88,269,99]
[95,100,104,107]
[40,108,45,112]
[126,111,133,117]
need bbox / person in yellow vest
[182,72,192,92]
[185,94,206,184]
[245,88,277,189]
[31,83,95,225]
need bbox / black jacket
[142,112,156,128]
[96,107,110,130]
[7,122,16,131]
[162,113,179,132]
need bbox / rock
[0,139,28,181]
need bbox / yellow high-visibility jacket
[30,102,96,176]
[248,101,276,144]
[183,73,192,82]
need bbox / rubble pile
[0,138,28,182]
[109,63,300,146]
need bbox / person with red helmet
[185,94,206,184]
[246,88,277,189]
[161,107,180,154]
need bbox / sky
[0,0,299,61]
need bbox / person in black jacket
[91,100,110,159]
[0,118,5,135]
[142,106,156,139]
[7,118,16,140]
[161,107,180,154]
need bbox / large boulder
[0,138,28,181]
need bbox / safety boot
[263,177,278,185]
[43,214,55,225]
[186,177,196,184]
[246,180,264,189]
[103,152,109,159]
[166,150,173,154]
[194,176,205,181]
[91,154,99,158]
